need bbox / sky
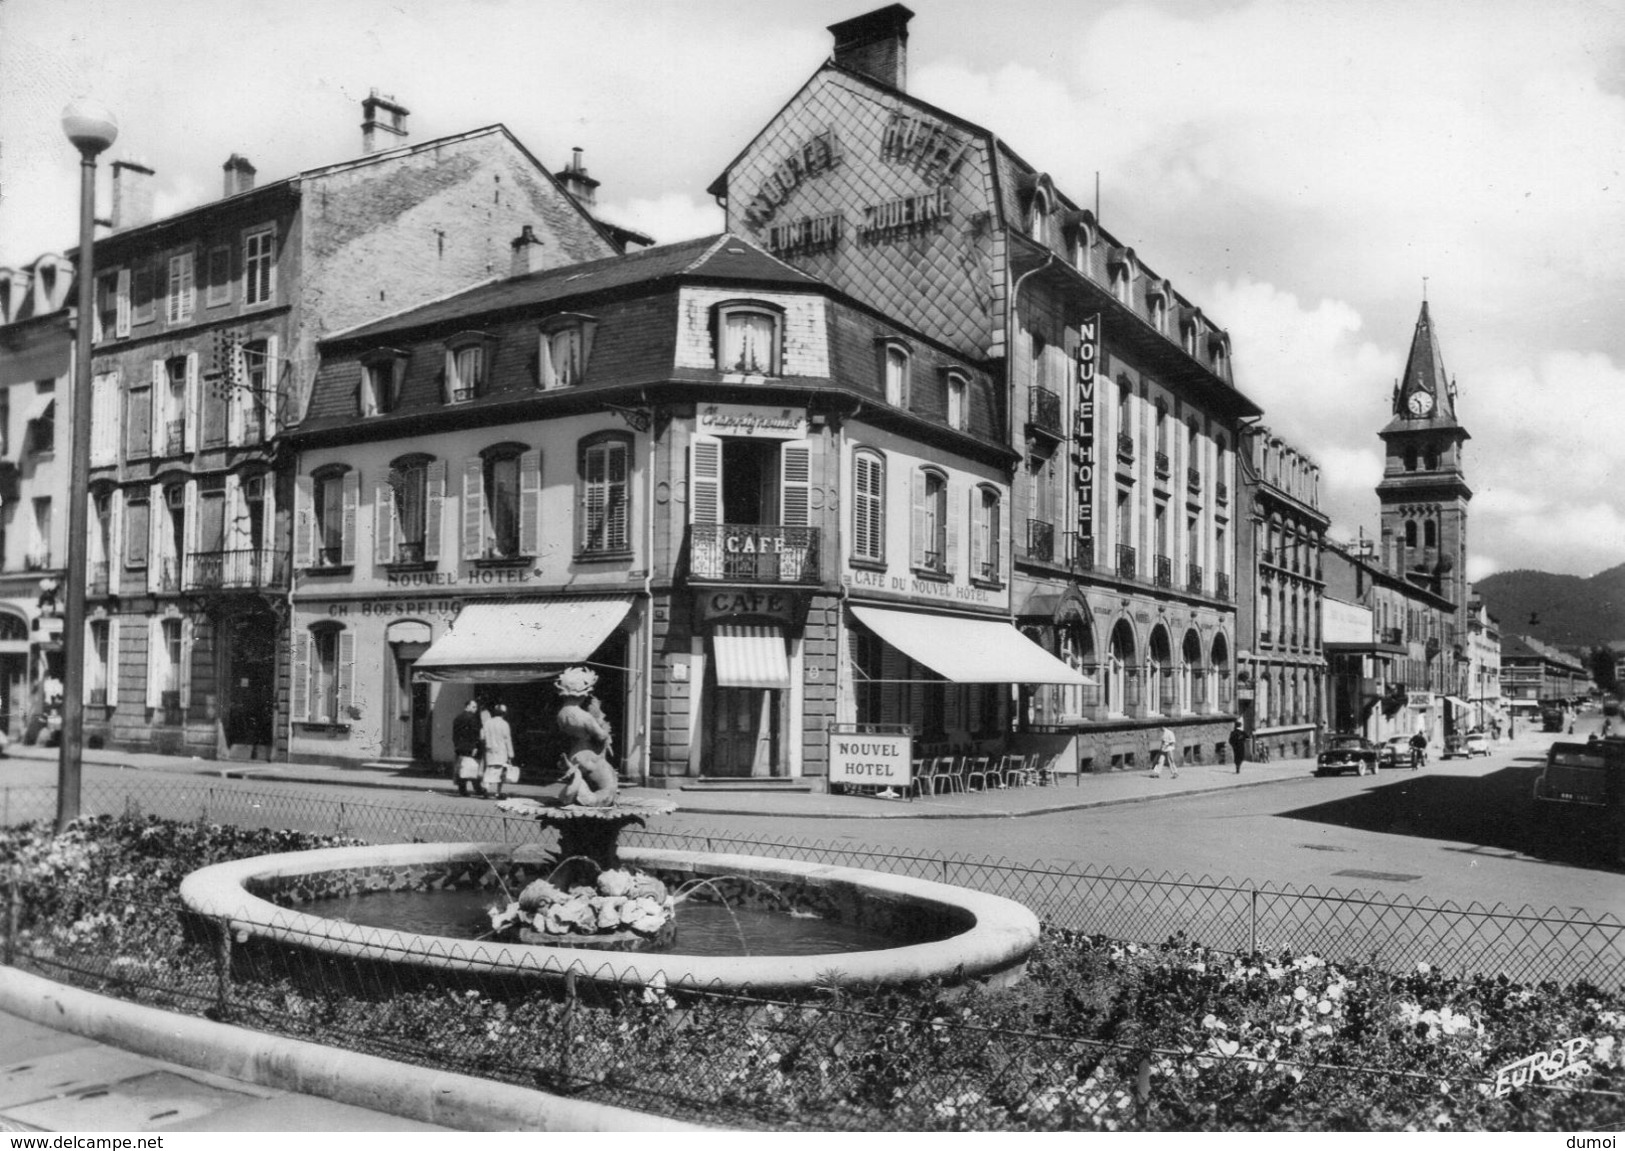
[3,0,1624,582]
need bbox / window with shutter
[127,371,152,459]
[243,226,276,306]
[461,457,485,560]
[913,469,947,574]
[579,435,630,555]
[540,318,595,389]
[689,437,721,525]
[852,450,884,563]
[424,460,446,562]
[290,630,310,723]
[115,268,131,337]
[131,267,154,326]
[206,247,231,307]
[166,252,194,324]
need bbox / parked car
[1442,729,1491,759]
[1531,739,1625,861]
[1317,734,1379,776]
[1378,734,1427,770]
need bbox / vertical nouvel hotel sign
[1074,315,1100,554]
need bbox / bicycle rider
[1408,729,1427,770]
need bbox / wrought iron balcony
[1260,629,1273,645]
[1154,553,1173,588]
[1117,543,1137,579]
[185,548,290,590]
[1217,480,1229,504]
[1117,433,1135,462]
[1382,627,1403,644]
[1187,467,1201,493]
[1064,532,1094,572]
[1260,548,1278,567]
[688,524,821,585]
[1215,571,1230,601]
[1027,385,1063,441]
[1154,451,1171,479]
[1026,518,1055,562]
[390,541,427,565]
[1187,563,1203,595]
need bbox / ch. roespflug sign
[749,111,972,257]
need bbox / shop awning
[712,624,791,689]
[1444,696,1471,710]
[413,596,633,682]
[851,605,1091,685]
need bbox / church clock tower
[1376,300,1472,626]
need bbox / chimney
[361,89,410,154]
[222,153,257,197]
[110,158,156,230]
[510,224,547,277]
[828,4,913,91]
[556,147,599,210]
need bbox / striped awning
[712,624,791,689]
[413,596,633,682]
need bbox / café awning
[711,624,791,689]
[1444,695,1471,711]
[413,596,633,682]
[851,605,1091,685]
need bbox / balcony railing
[1215,571,1230,601]
[1027,386,1063,439]
[1026,519,1055,562]
[1382,628,1403,644]
[1154,451,1171,478]
[184,548,291,590]
[1154,553,1172,588]
[1187,467,1201,493]
[1260,548,1278,567]
[1064,532,1094,572]
[1217,480,1229,504]
[391,541,427,565]
[1260,629,1273,645]
[1117,433,1135,462]
[1117,543,1137,579]
[1187,563,1203,595]
[688,524,820,585]
[152,557,180,593]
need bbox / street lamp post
[58,102,118,832]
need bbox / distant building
[1463,593,1502,732]
[1500,634,1590,721]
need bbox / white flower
[1317,1000,1333,1015]
[1417,962,1432,974]
[1293,986,1310,1002]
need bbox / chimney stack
[222,153,257,197]
[510,224,547,277]
[361,89,410,154]
[111,158,156,230]
[828,4,913,91]
[556,147,599,210]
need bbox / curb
[0,967,711,1132]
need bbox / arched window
[971,484,1002,583]
[311,464,352,568]
[1109,620,1136,716]
[715,301,782,375]
[1057,617,1095,720]
[1030,187,1051,244]
[1148,626,1173,715]
[853,450,886,564]
[539,314,597,389]
[1404,445,1418,471]
[912,467,949,573]
[465,443,537,561]
[1210,633,1231,711]
[1424,519,1437,548]
[1182,629,1202,713]
[945,370,968,430]
[380,453,435,565]
[1405,520,1418,548]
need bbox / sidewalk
[3,738,1334,819]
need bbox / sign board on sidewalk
[828,729,913,789]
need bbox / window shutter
[606,441,628,550]
[115,268,131,337]
[262,335,279,436]
[182,481,198,586]
[910,469,927,567]
[259,477,277,585]
[443,350,456,405]
[226,343,244,446]
[222,474,242,553]
[462,457,485,559]
[124,497,147,569]
[83,619,96,705]
[996,494,1010,585]
[374,479,397,565]
[340,470,360,566]
[147,483,163,593]
[182,353,199,452]
[970,486,989,578]
[145,618,163,709]
[106,618,120,707]
[852,456,871,560]
[179,618,194,708]
[518,449,541,556]
[689,436,721,525]
[179,253,194,321]
[424,460,445,562]
[337,630,356,716]
[290,630,310,723]
[944,478,960,576]
[780,444,810,527]
[108,489,123,595]
[293,475,314,568]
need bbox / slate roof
[1383,301,1466,436]
[328,234,821,346]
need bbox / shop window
[911,467,948,574]
[540,315,596,389]
[852,449,886,564]
[578,433,630,556]
[715,302,781,375]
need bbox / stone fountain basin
[178,842,1041,993]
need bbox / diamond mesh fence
[2,779,1623,1130]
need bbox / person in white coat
[481,703,516,799]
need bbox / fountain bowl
[178,841,1041,994]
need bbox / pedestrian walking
[481,703,515,799]
[1149,726,1179,779]
[452,698,485,797]
[1228,720,1248,774]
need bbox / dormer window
[945,370,968,430]
[1065,210,1096,275]
[715,301,782,375]
[443,332,494,403]
[539,314,597,389]
[1030,187,1051,245]
[880,340,911,408]
[1208,333,1230,377]
[359,347,408,416]
[1146,280,1170,334]
[1109,247,1137,305]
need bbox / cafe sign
[828,730,913,789]
[697,403,808,440]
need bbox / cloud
[600,193,721,248]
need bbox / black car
[1317,734,1379,776]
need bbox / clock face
[1407,390,1434,416]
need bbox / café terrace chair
[963,755,992,792]
[909,756,938,798]
[936,755,967,794]
[996,753,1026,789]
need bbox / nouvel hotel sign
[1073,314,1100,550]
[828,730,913,789]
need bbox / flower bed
[2,814,1623,1131]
